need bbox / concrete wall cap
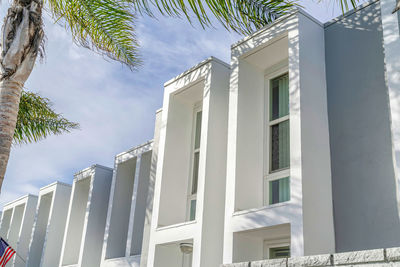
[251,258,287,267]
[386,247,400,262]
[333,249,385,265]
[163,56,229,87]
[288,254,331,266]
[221,262,249,267]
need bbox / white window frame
[263,238,290,259]
[263,66,290,206]
[186,102,202,221]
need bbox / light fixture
[179,243,193,254]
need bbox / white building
[140,109,162,267]
[2,0,400,266]
[0,194,37,267]
[223,9,335,263]
[146,57,230,267]
[26,182,71,267]
[147,0,400,265]
[59,165,113,267]
[101,141,153,267]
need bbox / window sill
[233,201,290,217]
[156,220,197,232]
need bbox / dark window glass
[269,246,290,259]
[270,74,289,121]
[192,152,199,194]
[269,177,290,205]
[194,111,202,150]
[271,80,280,120]
[270,179,280,204]
[190,199,196,221]
[270,120,290,172]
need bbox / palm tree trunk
[0,79,23,189]
[0,0,44,191]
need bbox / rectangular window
[269,177,290,205]
[265,72,290,206]
[191,152,199,195]
[270,120,290,171]
[188,108,202,221]
[194,111,202,150]
[189,199,196,221]
[270,74,289,121]
[269,74,290,173]
[269,246,290,259]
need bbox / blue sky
[0,0,356,206]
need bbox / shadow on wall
[325,1,400,252]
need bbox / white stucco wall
[147,57,230,267]
[26,182,71,267]
[0,194,38,267]
[140,109,162,267]
[223,10,335,264]
[380,0,400,227]
[101,141,153,267]
[297,12,335,255]
[59,165,112,267]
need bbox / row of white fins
[0,139,156,267]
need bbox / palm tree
[14,90,78,145]
[0,0,297,191]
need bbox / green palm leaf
[14,91,79,145]
[337,0,358,13]
[131,0,298,35]
[46,0,141,68]
[45,0,297,70]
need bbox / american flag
[0,238,15,267]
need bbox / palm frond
[131,0,298,35]
[46,0,141,69]
[14,91,79,145]
[337,0,358,13]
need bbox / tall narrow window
[265,73,290,206]
[188,108,202,221]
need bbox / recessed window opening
[265,72,290,206]
[28,192,53,267]
[157,80,204,227]
[62,177,91,266]
[105,157,137,259]
[232,224,290,262]
[269,246,290,259]
[154,240,193,267]
[8,204,25,247]
[187,103,202,221]
[263,238,290,259]
[0,209,13,239]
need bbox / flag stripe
[0,238,15,267]
[2,249,14,267]
[3,250,15,267]
[0,248,11,266]
[0,248,11,265]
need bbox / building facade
[101,141,153,267]
[0,194,37,267]
[146,57,230,267]
[27,182,71,267]
[1,0,400,266]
